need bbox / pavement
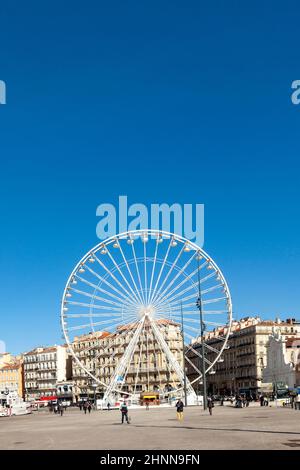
[0,404,300,450]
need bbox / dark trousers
[121,412,129,423]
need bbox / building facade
[187,317,300,397]
[0,357,24,400]
[71,319,183,401]
[262,332,300,392]
[23,345,71,401]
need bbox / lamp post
[92,383,98,410]
[196,254,207,410]
[180,302,188,407]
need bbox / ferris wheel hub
[139,305,155,318]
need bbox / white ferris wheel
[61,229,232,404]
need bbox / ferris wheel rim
[61,229,233,399]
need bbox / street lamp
[91,383,98,409]
[196,254,207,410]
[180,302,188,407]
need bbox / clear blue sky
[0,1,299,355]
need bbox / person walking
[88,401,92,414]
[59,402,64,417]
[107,402,111,411]
[175,399,184,421]
[295,394,300,410]
[260,394,264,407]
[207,396,214,415]
[120,401,130,424]
[83,401,88,415]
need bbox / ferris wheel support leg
[149,317,197,402]
[103,318,145,405]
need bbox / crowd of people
[46,391,300,425]
[48,400,93,416]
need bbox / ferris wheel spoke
[154,261,208,306]
[67,316,134,332]
[158,309,228,317]
[117,241,145,305]
[75,274,137,309]
[185,354,201,375]
[150,243,185,306]
[69,287,131,309]
[151,251,198,307]
[105,248,142,306]
[150,317,195,395]
[203,310,229,314]
[202,297,227,305]
[93,254,139,307]
[165,284,224,309]
[64,312,136,318]
[148,239,159,308]
[143,239,148,305]
[66,300,126,313]
[103,318,145,402]
[152,331,163,394]
[204,343,221,354]
[133,321,146,396]
[152,326,178,391]
[131,242,146,305]
[185,340,213,367]
[148,238,172,306]
[205,320,226,327]
[156,313,199,326]
[83,264,137,307]
[101,320,142,395]
[160,270,216,306]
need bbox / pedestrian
[59,402,64,417]
[290,396,295,409]
[207,396,214,415]
[220,396,224,406]
[175,399,184,421]
[264,397,269,406]
[83,401,88,415]
[145,401,149,410]
[295,394,300,410]
[88,401,92,414]
[107,402,111,411]
[260,394,264,407]
[120,401,130,424]
[79,402,82,411]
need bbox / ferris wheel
[61,229,232,404]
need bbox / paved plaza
[1,405,300,450]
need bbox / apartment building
[71,319,183,401]
[0,357,24,399]
[23,345,71,401]
[186,316,300,397]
